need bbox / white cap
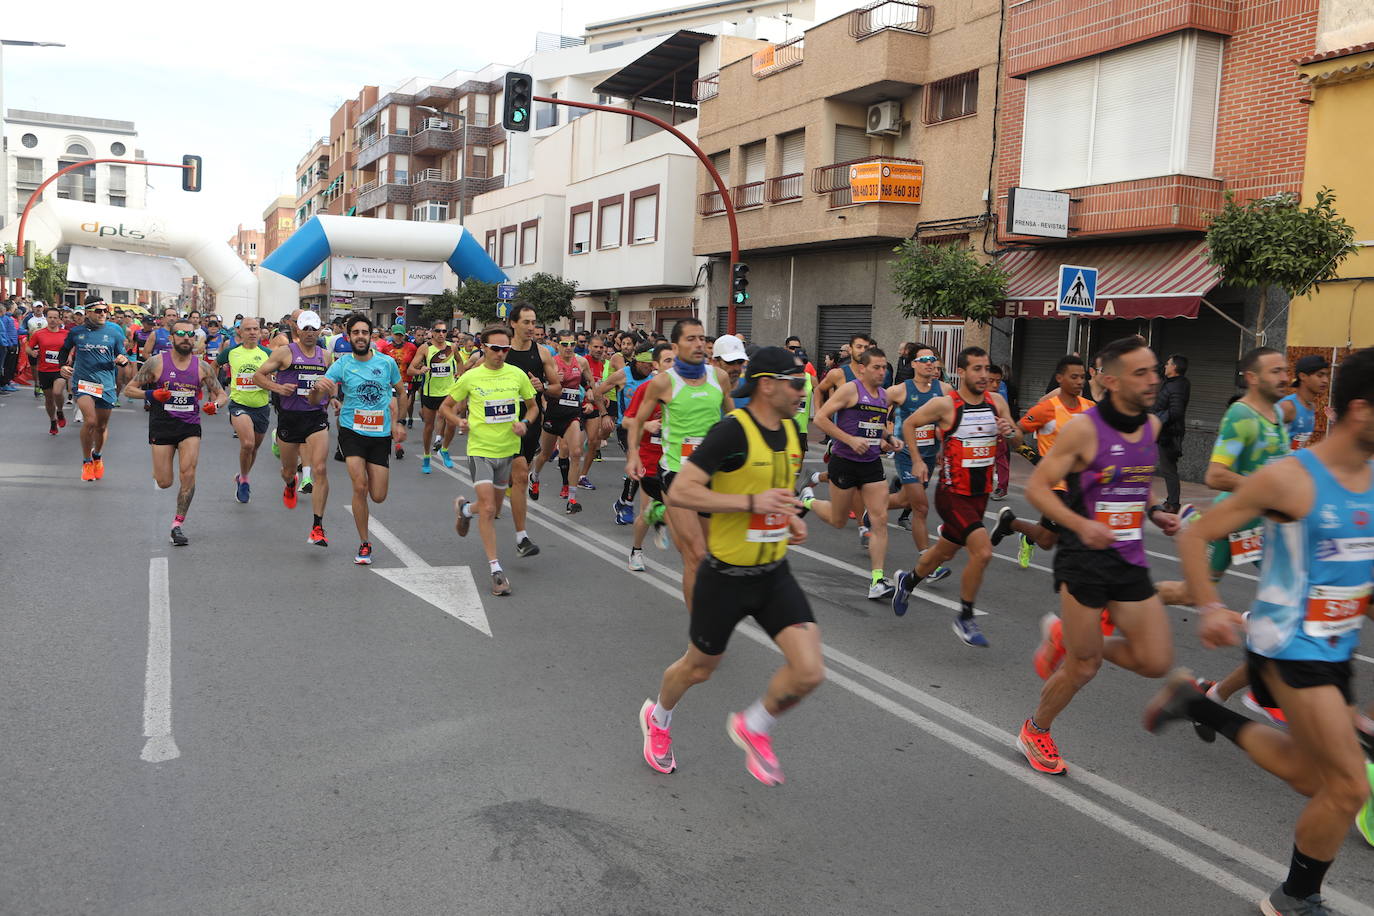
[713,334,747,363]
[296,311,322,330]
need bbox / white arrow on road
[345,509,491,637]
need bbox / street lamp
[416,104,468,225]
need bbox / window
[412,201,449,222]
[598,197,623,249]
[520,221,538,264]
[500,228,518,267]
[472,93,490,128]
[537,92,560,130]
[108,165,126,193]
[569,204,592,254]
[16,157,42,183]
[834,125,870,163]
[780,130,805,175]
[710,150,730,186]
[110,141,126,156]
[1020,32,1223,190]
[21,133,37,148]
[471,147,488,179]
[490,142,505,178]
[108,196,126,208]
[485,230,497,259]
[66,142,89,156]
[630,188,658,243]
[925,70,979,123]
[111,290,130,305]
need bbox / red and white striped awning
[996,239,1221,320]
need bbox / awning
[996,238,1221,320]
[593,30,713,103]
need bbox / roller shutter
[715,305,752,339]
[817,304,873,363]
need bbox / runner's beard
[352,340,370,355]
[174,341,194,355]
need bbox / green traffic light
[513,109,526,123]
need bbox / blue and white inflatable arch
[259,215,506,317]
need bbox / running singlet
[448,363,536,458]
[1020,395,1095,492]
[504,342,547,423]
[63,323,127,406]
[1058,409,1157,567]
[226,345,271,408]
[549,354,584,412]
[625,380,664,472]
[1278,392,1315,450]
[1209,401,1290,564]
[1248,449,1374,662]
[379,340,417,379]
[659,367,725,473]
[896,379,943,457]
[420,344,457,398]
[795,372,814,436]
[619,363,653,420]
[325,353,401,437]
[831,380,887,462]
[149,327,171,357]
[275,342,328,412]
[150,355,202,426]
[204,332,229,362]
[30,328,69,373]
[938,390,1001,496]
[697,408,803,568]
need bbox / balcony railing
[356,178,379,195]
[733,181,765,209]
[766,173,804,203]
[849,0,934,39]
[812,155,922,209]
[417,117,454,132]
[698,189,727,216]
[693,72,720,102]
[753,36,804,78]
[411,168,454,184]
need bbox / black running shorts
[1054,548,1155,609]
[827,454,885,490]
[277,408,329,444]
[148,415,202,446]
[542,407,582,438]
[337,425,390,467]
[690,558,815,656]
[37,370,62,391]
[420,393,447,412]
[1247,652,1354,708]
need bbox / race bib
[483,398,516,423]
[681,436,704,458]
[1228,526,1263,565]
[43,349,60,365]
[295,373,322,397]
[914,424,936,446]
[234,373,259,392]
[166,390,196,414]
[352,409,385,431]
[1094,500,1145,542]
[962,436,997,468]
[746,512,790,543]
[558,390,582,408]
[76,380,104,398]
[1291,432,1312,450]
[649,434,662,445]
[1303,583,1370,638]
[858,420,884,438]
[430,363,453,377]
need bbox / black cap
[1295,354,1330,378]
[735,346,804,398]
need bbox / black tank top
[505,341,546,421]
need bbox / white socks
[461,502,475,519]
[743,699,776,735]
[489,559,502,573]
[651,698,672,729]
[515,529,529,543]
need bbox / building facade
[226,225,264,272]
[262,194,295,258]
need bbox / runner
[802,348,902,599]
[407,320,458,474]
[1279,354,1330,451]
[1011,336,1180,775]
[619,344,675,569]
[378,324,416,458]
[626,318,733,608]
[308,314,405,564]
[531,334,592,513]
[441,325,540,596]
[215,317,274,503]
[26,306,69,435]
[57,303,130,480]
[988,355,1095,569]
[597,343,657,525]
[254,312,333,545]
[891,346,1023,643]
[813,333,873,406]
[140,307,177,361]
[884,343,953,579]
[638,347,822,786]
[576,333,615,488]
[1143,347,1374,916]
[124,318,227,546]
[499,305,562,558]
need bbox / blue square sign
[1057,264,1097,315]
[497,283,518,301]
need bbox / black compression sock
[1183,694,1252,745]
[313,515,323,528]
[1282,846,1332,901]
[621,477,639,503]
[558,457,570,486]
[959,599,975,622]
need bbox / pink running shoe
[727,712,784,786]
[639,699,676,774]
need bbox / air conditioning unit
[867,100,903,136]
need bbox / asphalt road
[2,391,1371,916]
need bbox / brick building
[261,194,295,258]
[226,225,265,271]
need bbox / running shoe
[867,578,894,600]
[653,521,670,550]
[334,445,345,463]
[727,712,783,786]
[1018,719,1067,776]
[270,433,280,458]
[235,475,251,504]
[491,571,512,596]
[952,616,990,648]
[896,511,912,531]
[92,457,105,480]
[81,461,95,482]
[858,526,870,548]
[1260,886,1332,916]
[528,479,540,501]
[1033,614,1066,680]
[1356,762,1374,848]
[395,445,404,460]
[354,542,373,565]
[860,510,870,529]
[283,478,297,509]
[1241,691,1288,728]
[559,484,570,500]
[1018,534,1034,569]
[169,526,189,547]
[991,487,1007,501]
[74,413,83,424]
[565,497,582,514]
[432,435,442,451]
[1359,718,1374,762]
[438,448,453,469]
[48,421,57,436]
[639,699,676,774]
[516,536,540,558]
[614,499,635,525]
[927,565,952,584]
[578,475,595,490]
[645,500,666,527]
[308,525,328,547]
[421,456,431,474]
[1192,678,1219,743]
[989,506,1017,546]
[628,548,646,572]
[455,497,471,537]
[891,569,918,617]
[57,414,66,429]
[300,475,313,494]
[1142,668,1202,734]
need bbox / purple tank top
[832,379,887,462]
[277,341,327,412]
[1068,408,1157,567]
[154,354,201,426]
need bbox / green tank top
[421,344,457,397]
[795,372,814,435]
[660,367,725,472]
[227,345,270,408]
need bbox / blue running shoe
[952,616,990,648]
[421,456,432,474]
[235,475,251,504]
[614,499,635,525]
[927,565,952,584]
[891,570,916,617]
[438,448,453,469]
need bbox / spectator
[988,363,1012,499]
[1153,352,1191,513]
[894,341,918,383]
[785,335,817,378]
[0,299,20,391]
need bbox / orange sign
[751,45,776,75]
[849,161,924,204]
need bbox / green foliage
[890,240,1007,332]
[451,280,501,326]
[1205,187,1357,297]
[3,243,66,304]
[517,272,578,323]
[421,289,464,325]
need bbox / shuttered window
[715,306,753,339]
[598,201,622,249]
[817,304,872,362]
[833,125,870,163]
[710,151,730,186]
[570,209,592,254]
[743,142,766,184]
[631,193,658,243]
[780,130,805,174]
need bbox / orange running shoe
[92,457,105,480]
[1033,614,1066,680]
[1018,718,1067,775]
[283,478,298,509]
[81,461,95,482]
[1100,609,1115,637]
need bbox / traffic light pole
[532,96,742,335]
[10,157,194,298]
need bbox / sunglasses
[754,372,807,391]
[915,355,939,363]
[486,344,512,352]
[560,341,575,347]
[173,329,197,337]
[89,308,109,314]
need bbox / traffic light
[181,154,202,192]
[503,72,533,132]
[731,262,750,306]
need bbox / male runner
[1144,347,1374,916]
[407,320,458,474]
[626,318,732,608]
[378,324,416,457]
[531,334,592,512]
[503,303,564,557]
[576,333,615,486]
[441,326,539,596]
[310,313,406,564]
[1280,354,1330,451]
[140,307,177,361]
[639,347,822,786]
[125,319,227,545]
[58,303,130,480]
[27,306,69,434]
[218,317,273,503]
[813,333,873,406]
[1014,336,1180,775]
[621,344,675,569]
[803,348,902,599]
[891,346,1022,645]
[597,343,657,525]
[885,343,952,577]
[254,311,333,545]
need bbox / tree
[421,289,463,325]
[3,243,67,305]
[890,239,1008,340]
[451,280,501,326]
[517,272,578,324]
[1205,187,1358,343]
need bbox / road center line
[140,557,180,763]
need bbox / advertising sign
[329,257,445,295]
[1008,187,1070,238]
[848,161,924,204]
[751,45,776,75]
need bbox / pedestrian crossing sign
[1057,265,1097,315]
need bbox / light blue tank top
[896,379,942,457]
[1278,393,1315,451]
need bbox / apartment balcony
[355,131,411,169]
[693,72,719,102]
[812,154,923,209]
[733,181,765,210]
[411,122,461,155]
[766,173,804,203]
[355,171,413,212]
[997,175,1225,242]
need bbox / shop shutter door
[716,305,752,339]
[1154,300,1243,430]
[833,125,870,164]
[781,130,805,174]
[817,304,873,362]
[1014,319,1072,403]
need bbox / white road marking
[140,557,180,763]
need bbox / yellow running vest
[707,408,803,567]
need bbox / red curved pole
[533,96,741,335]
[9,157,191,297]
